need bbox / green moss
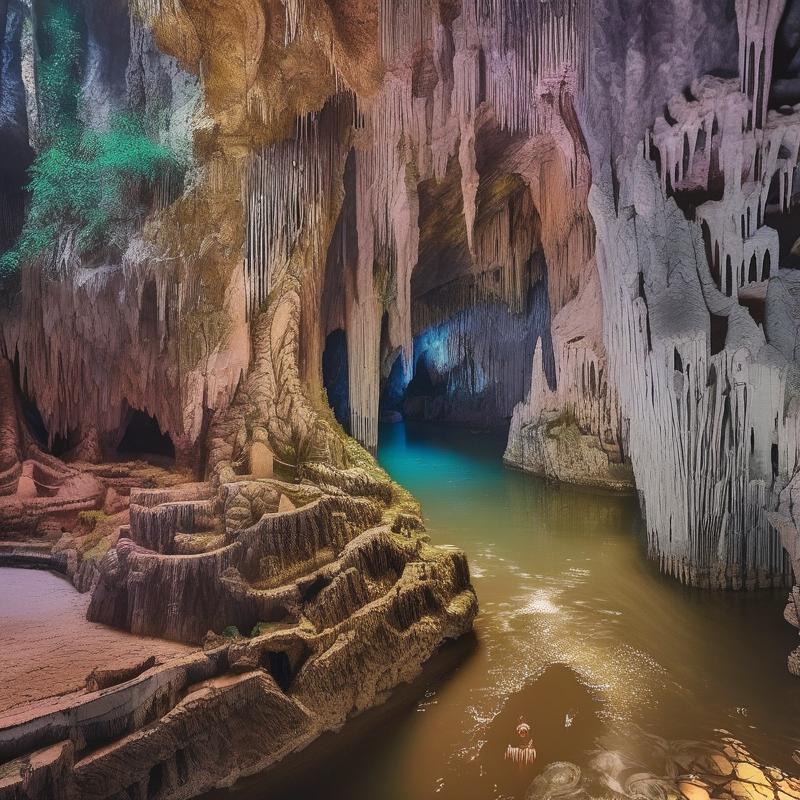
[76,509,110,531]
[82,536,113,563]
[248,621,297,637]
[0,0,178,274]
[77,509,109,523]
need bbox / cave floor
[0,567,192,716]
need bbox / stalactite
[470,0,592,133]
[342,151,382,453]
[736,0,786,130]
[283,0,305,46]
[244,100,346,318]
[473,194,541,312]
[378,0,591,132]
[346,296,381,452]
[651,71,800,304]
[379,0,434,66]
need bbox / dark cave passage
[388,275,556,432]
[771,0,800,108]
[262,651,294,693]
[764,206,800,269]
[407,352,436,397]
[11,358,48,448]
[322,329,351,432]
[117,409,175,463]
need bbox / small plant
[222,625,241,639]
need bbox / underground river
[211,421,800,800]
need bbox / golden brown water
[210,422,800,800]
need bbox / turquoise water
[213,422,800,800]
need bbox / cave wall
[0,5,481,796]
[585,0,800,590]
[0,0,32,253]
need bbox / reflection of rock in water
[466,664,604,799]
[587,730,800,800]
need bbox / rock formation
[0,1,480,796]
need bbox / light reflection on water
[210,422,800,800]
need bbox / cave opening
[147,763,164,799]
[771,0,800,108]
[322,329,350,433]
[117,409,175,463]
[7,356,77,457]
[11,358,48,448]
[380,350,408,424]
[390,159,554,435]
[260,647,310,694]
[263,650,293,692]
[407,352,437,398]
[764,206,800,269]
[398,344,449,425]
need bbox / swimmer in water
[505,718,537,767]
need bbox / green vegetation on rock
[76,509,110,529]
[0,0,177,274]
